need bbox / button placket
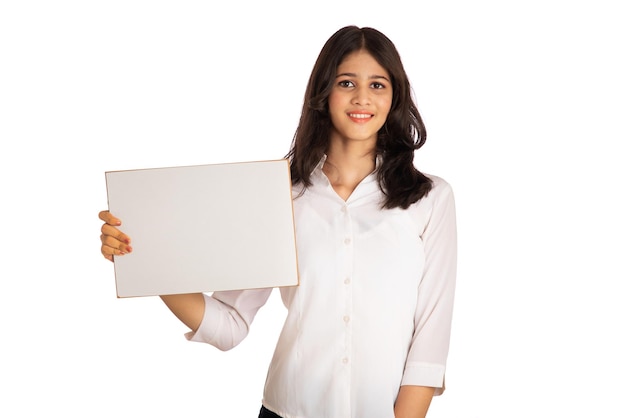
[340,203,354,368]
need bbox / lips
[347,112,374,122]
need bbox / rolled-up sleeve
[401,178,457,395]
[185,288,273,351]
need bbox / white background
[1,1,625,417]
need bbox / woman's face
[327,50,393,147]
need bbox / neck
[325,135,377,168]
[323,140,377,201]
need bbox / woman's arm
[401,178,457,392]
[99,210,272,350]
[394,386,435,418]
[160,293,205,332]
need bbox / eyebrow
[336,72,391,82]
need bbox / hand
[99,210,132,262]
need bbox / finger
[101,243,131,257]
[101,223,131,245]
[99,210,122,226]
[101,235,132,259]
[100,233,133,252]
[101,245,121,262]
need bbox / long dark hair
[286,26,432,209]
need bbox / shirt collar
[312,154,328,175]
[312,154,382,176]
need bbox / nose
[351,85,370,106]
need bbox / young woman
[100,26,457,418]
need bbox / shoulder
[409,174,455,218]
[408,174,456,236]
[424,174,454,202]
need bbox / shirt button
[342,358,349,364]
[343,315,350,323]
[344,238,351,245]
[344,277,351,285]
[341,205,347,213]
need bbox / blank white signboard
[105,159,299,298]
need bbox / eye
[371,81,386,89]
[338,80,354,88]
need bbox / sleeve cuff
[184,293,221,343]
[401,362,446,396]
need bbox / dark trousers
[259,405,282,418]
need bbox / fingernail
[126,246,132,252]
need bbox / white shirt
[187,157,457,418]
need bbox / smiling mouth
[348,113,373,120]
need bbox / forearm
[160,293,205,332]
[394,385,435,418]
